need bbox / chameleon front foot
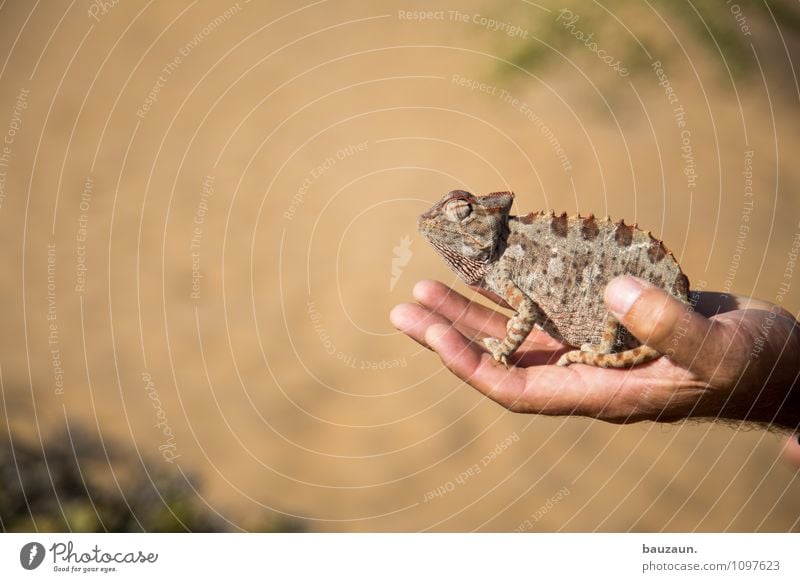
[482,337,509,366]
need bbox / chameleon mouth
[417,217,453,238]
[417,215,443,238]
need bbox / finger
[604,276,723,377]
[693,291,769,315]
[413,280,508,338]
[389,302,450,348]
[424,323,584,414]
[695,291,797,322]
[413,280,561,346]
[468,285,510,309]
[390,299,496,350]
[781,436,800,468]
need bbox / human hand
[390,278,800,431]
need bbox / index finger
[414,280,562,348]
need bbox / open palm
[391,278,800,430]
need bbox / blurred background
[0,0,799,532]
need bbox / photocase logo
[19,542,46,570]
[390,234,413,291]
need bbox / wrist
[747,315,800,431]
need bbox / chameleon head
[418,190,514,284]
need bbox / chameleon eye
[444,198,472,221]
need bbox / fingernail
[605,276,644,318]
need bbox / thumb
[604,276,718,374]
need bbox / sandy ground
[0,0,799,531]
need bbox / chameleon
[417,190,690,368]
